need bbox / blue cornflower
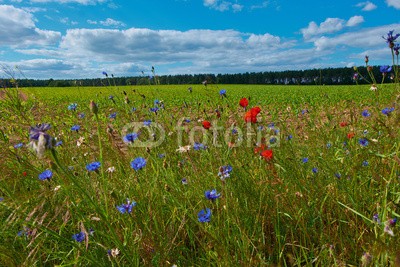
[154,99,160,105]
[55,140,63,147]
[143,120,152,126]
[102,71,108,77]
[158,153,165,158]
[131,157,146,171]
[335,173,341,179]
[301,109,308,115]
[231,128,238,134]
[184,118,191,123]
[312,167,318,173]
[359,138,369,147]
[181,178,188,185]
[116,199,136,214]
[286,134,293,140]
[362,160,369,167]
[72,231,85,242]
[150,107,159,113]
[193,142,207,150]
[67,103,77,111]
[394,44,400,55]
[198,208,212,223]
[383,30,400,46]
[380,65,392,74]
[218,165,233,180]
[382,107,394,115]
[219,89,227,96]
[78,113,85,119]
[205,189,221,200]
[302,157,309,163]
[123,132,139,143]
[269,137,277,144]
[131,107,137,112]
[38,170,52,181]
[108,95,114,100]
[108,112,117,119]
[373,214,381,224]
[29,123,51,143]
[86,161,101,172]
[326,142,332,149]
[71,125,80,132]
[14,143,23,149]
[362,110,371,117]
[0,197,3,202]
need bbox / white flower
[54,185,61,192]
[109,248,120,258]
[106,166,116,173]
[370,84,378,91]
[77,136,85,147]
[176,145,191,153]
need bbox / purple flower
[362,110,371,117]
[358,138,369,147]
[205,189,221,200]
[123,132,138,143]
[78,113,85,119]
[38,170,52,181]
[143,120,152,126]
[373,214,381,224]
[14,143,23,149]
[380,65,392,74]
[71,125,80,132]
[108,95,114,100]
[86,161,101,172]
[55,140,63,147]
[72,231,85,242]
[68,103,77,111]
[383,30,400,47]
[130,157,146,171]
[362,160,369,167]
[382,107,394,115]
[181,178,188,185]
[150,107,159,113]
[394,44,400,55]
[116,199,136,214]
[218,165,233,180]
[198,208,212,223]
[193,142,207,150]
[29,123,52,144]
[108,112,117,119]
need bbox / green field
[1,83,399,266]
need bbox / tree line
[0,66,390,88]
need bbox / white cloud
[301,18,345,39]
[99,18,126,27]
[87,19,97,24]
[356,1,377,11]
[313,23,400,51]
[346,15,364,27]
[0,5,61,47]
[30,0,108,4]
[203,0,242,12]
[301,16,364,39]
[250,1,269,10]
[386,0,400,9]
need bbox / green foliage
[0,83,399,266]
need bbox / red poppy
[239,98,249,108]
[347,132,355,139]
[261,149,273,161]
[22,171,27,176]
[340,122,348,127]
[202,120,211,129]
[244,106,261,123]
[254,144,267,154]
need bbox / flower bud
[89,100,98,115]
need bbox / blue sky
[0,0,399,79]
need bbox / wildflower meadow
[0,31,400,266]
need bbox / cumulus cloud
[346,15,364,27]
[301,16,364,39]
[386,0,400,9]
[313,23,400,51]
[30,0,108,4]
[356,1,377,11]
[99,18,126,27]
[203,0,242,12]
[0,5,61,47]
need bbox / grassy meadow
[0,82,400,266]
